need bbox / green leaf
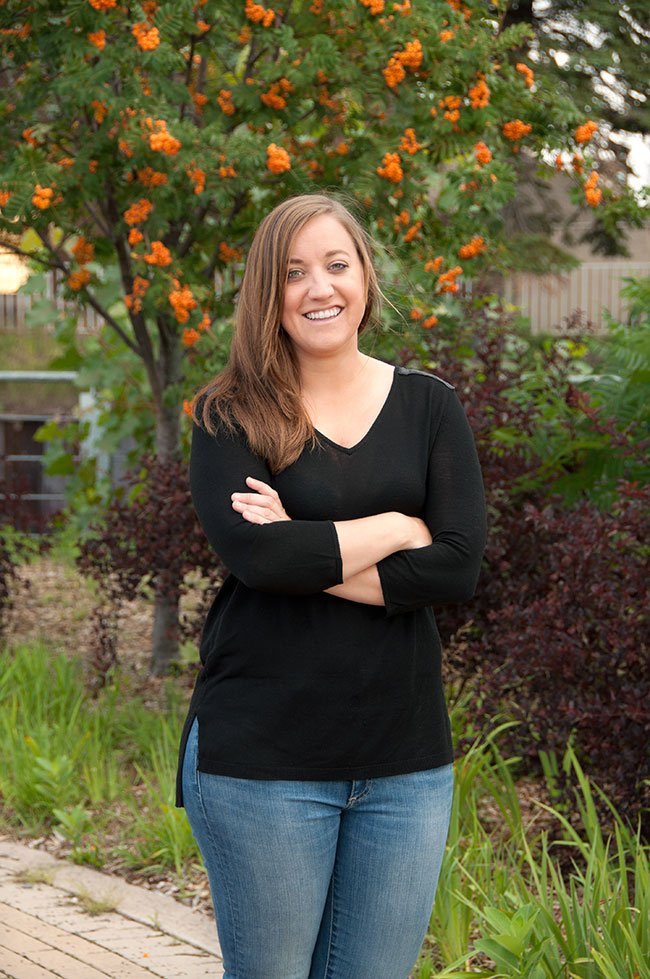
[44,453,76,477]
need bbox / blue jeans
[182,717,453,979]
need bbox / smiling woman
[178,194,487,979]
[281,214,366,365]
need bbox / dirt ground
[6,556,162,671]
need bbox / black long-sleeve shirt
[176,367,486,804]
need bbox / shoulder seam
[395,366,455,390]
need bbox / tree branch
[0,236,143,356]
[202,191,248,279]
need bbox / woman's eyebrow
[288,249,352,264]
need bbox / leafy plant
[400,296,650,836]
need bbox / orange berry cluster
[575,121,598,145]
[474,141,492,164]
[261,78,293,110]
[399,128,421,155]
[439,95,461,123]
[458,235,485,258]
[440,30,455,43]
[132,23,160,50]
[138,167,167,187]
[72,236,94,265]
[393,209,409,232]
[218,89,235,115]
[1,23,31,38]
[403,220,422,243]
[88,0,117,9]
[502,119,532,142]
[0,191,12,208]
[92,100,108,123]
[128,229,144,245]
[245,0,275,27]
[360,0,384,13]
[148,119,181,155]
[572,153,584,174]
[144,241,172,266]
[170,282,198,324]
[188,166,206,193]
[516,63,534,88]
[446,0,470,18]
[125,275,149,313]
[88,30,106,50]
[219,155,237,177]
[182,328,200,347]
[68,269,91,291]
[219,242,243,264]
[32,184,53,210]
[124,198,153,225]
[422,315,438,329]
[424,256,443,274]
[193,92,208,113]
[584,171,602,207]
[183,398,194,416]
[336,142,349,155]
[267,143,291,173]
[383,39,423,88]
[468,77,489,109]
[410,308,422,320]
[377,152,403,183]
[438,266,462,293]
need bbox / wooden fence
[501,262,650,333]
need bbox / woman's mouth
[304,306,343,321]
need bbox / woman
[177,193,486,979]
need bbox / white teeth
[305,307,342,320]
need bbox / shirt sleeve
[376,387,486,616]
[190,420,343,595]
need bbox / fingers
[231,476,290,523]
[245,476,277,497]
[232,492,275,508]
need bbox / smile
[304,307,342,321]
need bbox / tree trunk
[149,327,184,675]
[150,590,181,676]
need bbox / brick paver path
[0,841,224,979]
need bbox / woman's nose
[307,269,334,298]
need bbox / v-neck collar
[314,366,398,454]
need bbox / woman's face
[280,213,367,365]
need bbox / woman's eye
[287,268,302,280]
[330,262,348,271]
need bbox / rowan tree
[0,0,646,671]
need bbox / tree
[1,0,645,671]
[501,0,650,256]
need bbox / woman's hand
[231,477,291,524]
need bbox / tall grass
[0,643,202,876]
[416,725,650,978]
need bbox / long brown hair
[195,194,381,473]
